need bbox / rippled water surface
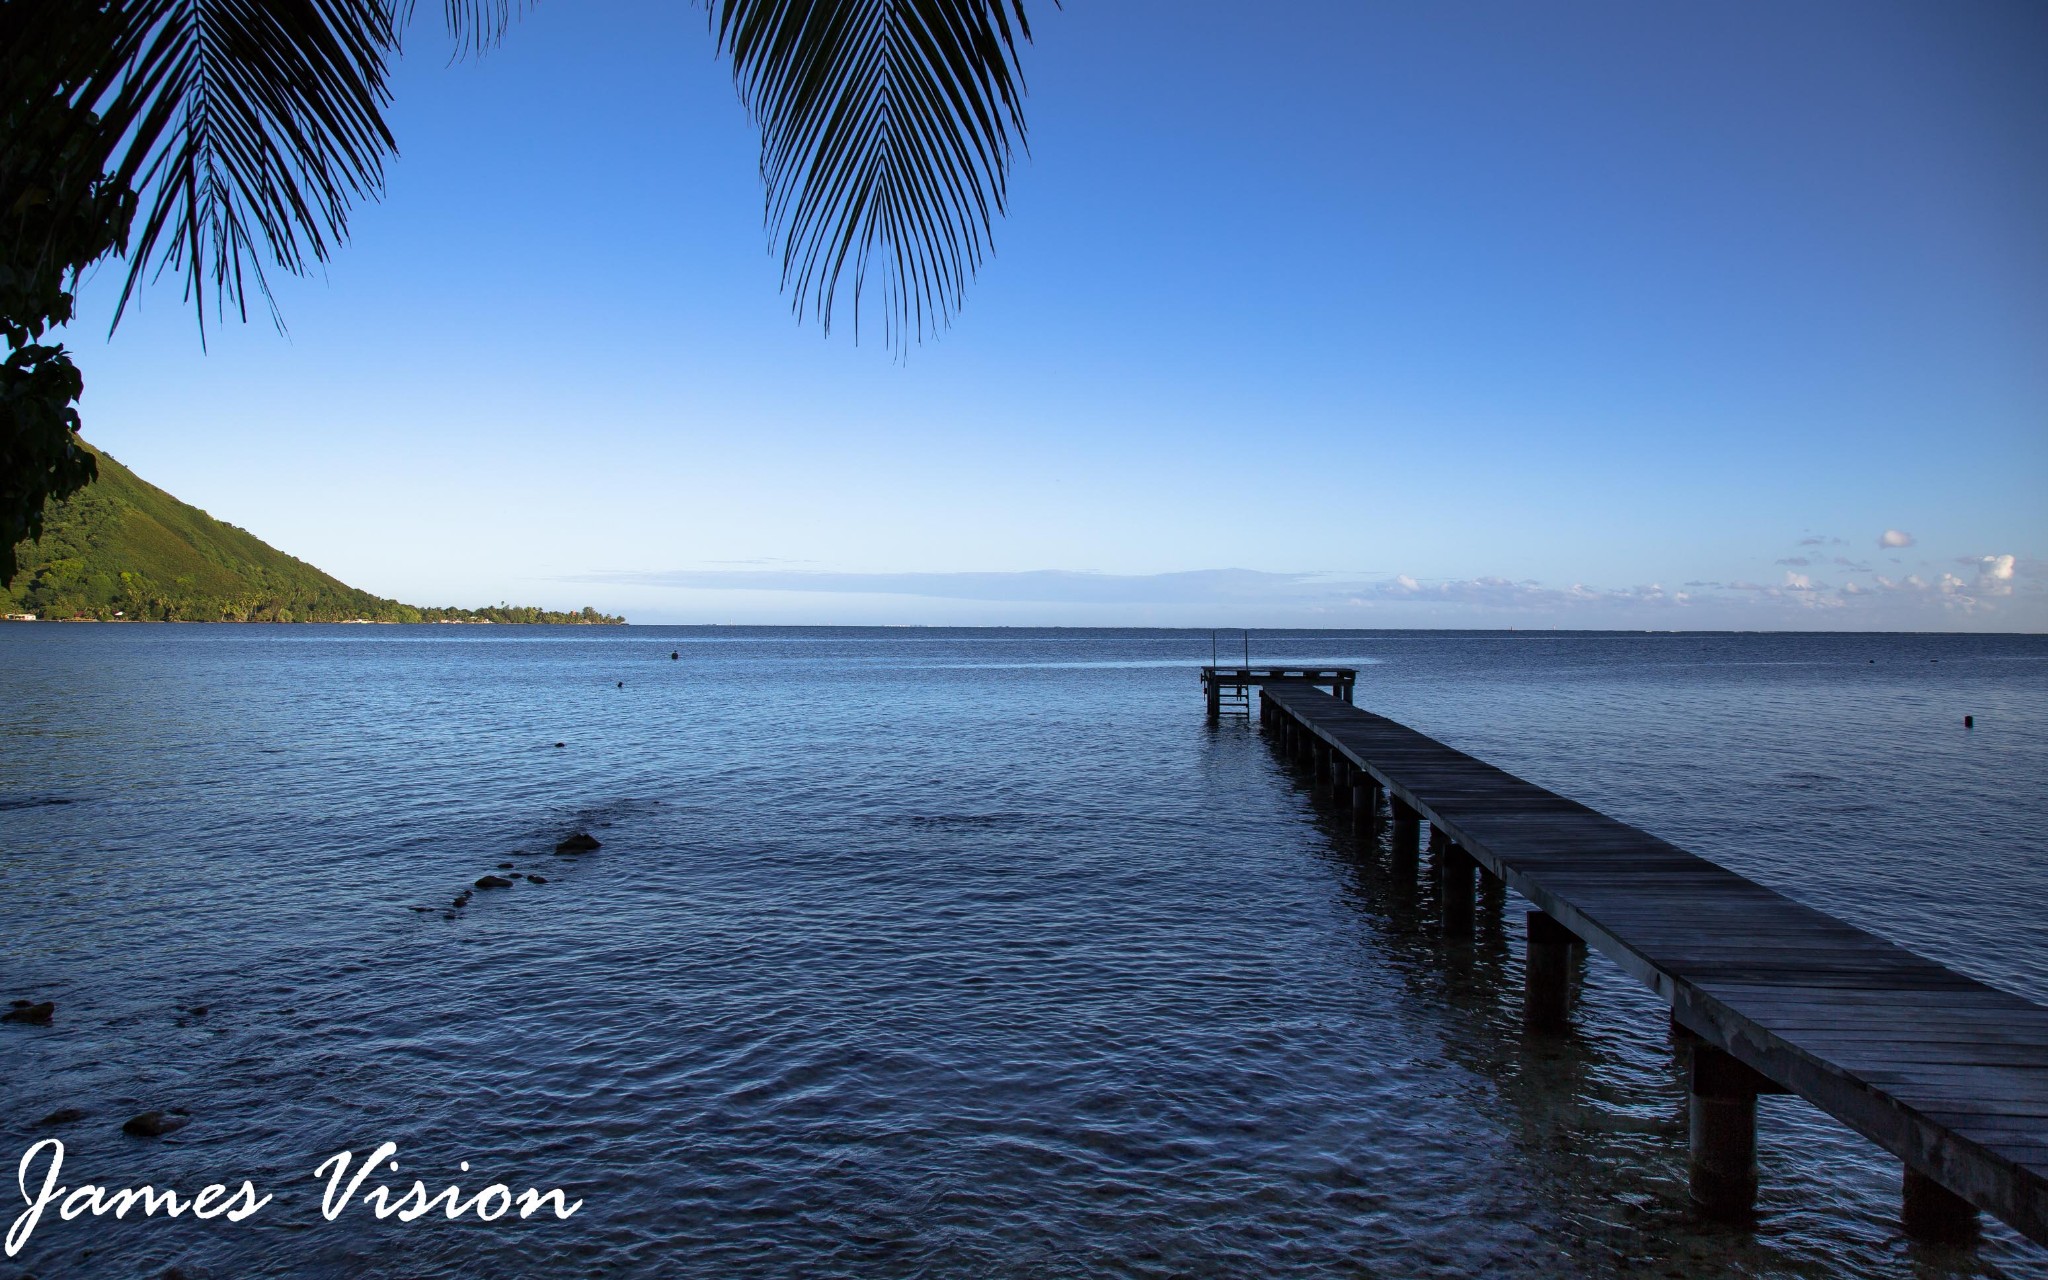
[2,626,2044,1278]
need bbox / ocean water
[1,626,2044,1279]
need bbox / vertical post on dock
[1477,862,1505,928]
[1688,1045,1766,1219]
[1902,1168,1981,1242]
[1523,910,1579,1032]
[1205,672,1220,722]
[1391,798,1421,869]
[1441,844,1476,937]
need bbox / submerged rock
[497,861,515,869]
[474,875,514,889]
[3,1001,54,1025]
[37,1108,85,1126]
[555,833,601,855]
[526,874,549,885]
[122,1110,190,1138]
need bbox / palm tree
[0,0,1041,584]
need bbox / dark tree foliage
[1,9,137,584]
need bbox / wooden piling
[1523,910,1578,1033]
[1903,1167,1981,1242]
[1391,798,1421,867]
[1441,844,1476,937]
[1476,862,1505,926]
[1689,1045,1777,1219]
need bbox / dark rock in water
[443,912,458,921]
[474,875,514,889]
[9,998,31,1008]
[188,1006,208,1017]
[451,894,471,908]
[553,742,565,748]
[526,874,549,885]
[123,1110,190,1138]
[3,1002,54,1025]
[555,833,601,854]
[497,861,515,870]
[37,1107,85,1126]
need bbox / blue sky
[60,0,2047,628]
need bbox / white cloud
[578,554,2041,628]
[1880,529,1915,548]
[1976,554,2016,595]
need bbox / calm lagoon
[2,626,2044,1277]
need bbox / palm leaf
[400,0,524,58]
[1,0,502,336]
[712,0,1038,349]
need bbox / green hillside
[2,446,623,624]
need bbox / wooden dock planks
[1259,682,2048,1246]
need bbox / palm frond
[5,0,404,335]
[398,0,525,57]
[712,0,1038,349]
[2,0,518,339]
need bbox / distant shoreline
[0,616,626,625]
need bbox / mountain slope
[3,446,621,624]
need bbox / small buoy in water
[616,681,623,688]
[553,742,565,748]
[1964,715,1974,728]
[670,650,679,660]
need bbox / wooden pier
[1252,682,2047,1247]
[1200,666,1355,720]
